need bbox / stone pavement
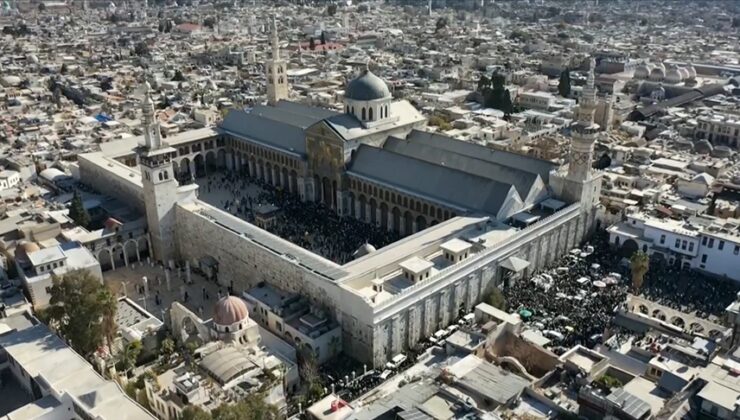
[104,262,224,322]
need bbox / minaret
[556,57,602,210]
[568,58,598,182]
[141,82,163,150]
[266,17,289,105]
[138,82,178,263]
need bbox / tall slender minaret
[138,82,178,263]
[568,58,598,182]
[141,82,163,150]
[559,58,601,209]
[266,17,289,105]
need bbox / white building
[0,314,155,420]
[607,211,740,280]
[15,241,103,307]
[0,170,20,190]
[695,113,740,149]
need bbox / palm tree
[120,340,142,377]
[630,251,649,293]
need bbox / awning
[500,256,530,273]
[540,198,566,211]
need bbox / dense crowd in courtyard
[505,231,740,353]
[200,172,401,264]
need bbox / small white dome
[686,64,697,80]
[665,66,682,84]
[649,67,665,81]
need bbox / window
[719,240,725,250]
[735,245,739,255]
[642,245,648,252]
[689,243,694,252]
[660,235,665,244]
[675,239,680,248]
[702,236,707,245]
[701,254,707,263]
[361,108,366,120]
[708,238,715,248]
[369,107,374,120]
[681,240,687,250]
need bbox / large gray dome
[345,69,391,101]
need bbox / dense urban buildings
[1,0,740,419]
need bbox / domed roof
[665,66,682,84]
[686,64,697,80]
[678,67,689,81]
[345,69,391,101]
[353,243,377,258]
[213,296,249,326]
[634,64,650,79]
[649,67,665,81]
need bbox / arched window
[369,107,374,120]
[158,172,163,181]
[278,77,284,84]
[385,105,389,118]
[362,107,366,121]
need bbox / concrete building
[0,313,154,419]
[14,241,102,307]
[695,113,740,150]
[607,211,740,281]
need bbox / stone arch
[708,329,723,340]
[361,107,366,121]
[620,239,639,258]
[179,157,192,179]
[137,237,150,260]
[216,148,227,168]
[193,153,206,178]
[689,322,704,334]
[380,202,389,229]
[290,170,298,193]
[415,215,427,232]
[112,243,125,268]
[392,207,401,233]
[403,211,413,236]
[652,309,667,321]
[265,162,273,185]
[124,240,139,265]
[369,198,378,225]
[97,248,114,271]
[281,167,289,190]
[369,107,374,121]
[670,316,686,329]
[348,192,356,217]
[172,160,180,180]
[322,177,332,207]
[359,195,367,221]
[638,304,649,314]
[258,159,265,181]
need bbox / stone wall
[79,153,145,212]
[174,202,342,318]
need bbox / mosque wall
[358,204,595,367]
[79,153,145,212]
[174,202,342,315]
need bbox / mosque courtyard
[193,171,402,264]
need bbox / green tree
[69,189,91,229]
[120,340,142,376]
[203,16,216,29]
[159,337,175,360]
[435,16,447,33]
[630,251,649,292]
[486,287,506,310]
[46,270,117,359]
[428,115,451,131]
[502,89,514,116]
[182,406,211,420]
[477,74,490,92]
[558,70,571,98]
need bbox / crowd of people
[200,172,402,264]
[505,231,740,353]
[506,233,629,353]
[638,264,738,320]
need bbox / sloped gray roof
[219,109,306,156]
[348,145,519,216]
[404,130,557,182]
[384,136,541,198]
[250,101,339,129]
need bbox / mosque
[78,22,603,366]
